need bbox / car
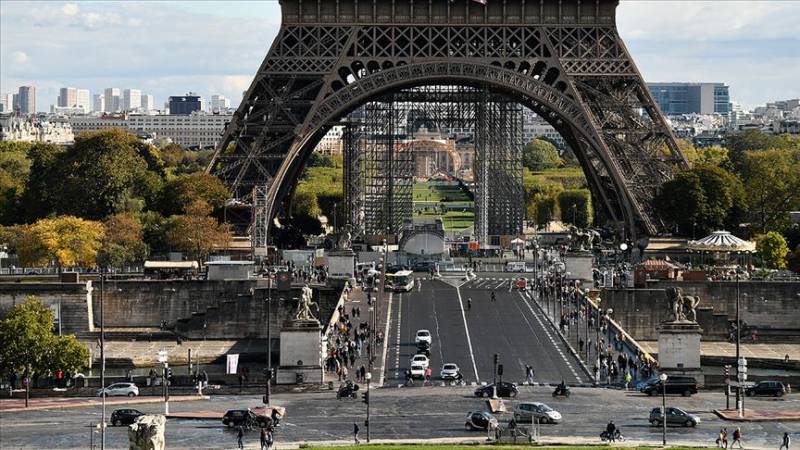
[410,364,426,379]
[110,409,144,426]
[649,407,700,427]
[440,363,460,380]
[745,381,786,397]
[412,261,435,272]
[513,402,562,424]
[474,382,518,398]
[415,330,432,345]
[415,342,431,357]
[465,411,498,431]
[97,382,139,397]
[640,376,697,397]
[222,409,272,428]
[411,354,430,368]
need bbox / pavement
[0,394,209,412]
[639,341,800,362]
[714,408,800,422]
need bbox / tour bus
[386,270,414,292]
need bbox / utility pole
[264,276,273,406]
[735,272,742,416]
[100,270,106,450]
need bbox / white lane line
[494,280,505,290]
[456,286,480,382]
[393,293,403,377]
[379,292,393,386]
[517,291,583,383]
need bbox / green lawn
[413,181,474,231]
[413,181,472,203]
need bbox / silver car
[440,363,460,380]
[513,402,562,424]
[97,382,139,397]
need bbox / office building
[141,94,155,112]
[104,88,121,113]
[69,115,128,135]
[18,86,36,114]
[93,94,105,113]
[58,87,77,107]
[76,89,91,112]
[168,94,202,115]
[123,89,141,111]
[210,94,231,113]
[0,93,13,113]
[647,82,730,116]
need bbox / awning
[687,230,755,253]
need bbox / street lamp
[264,276,274,406]
[365,372,372,442]
[659,372,668,445]
[100,269,106,450]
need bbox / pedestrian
[579,338,584,353]
[237,426,245,449]
[716,428,725,448]
[731,427,743,449]
[779,432,791,450]
[467,297,472,310]
[260,427,268,450]
[624,371,632,390]
[353,422,360,444]
[525,365,535,385]
[722,427,729,448]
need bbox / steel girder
[208,0,686,241]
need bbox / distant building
[93,94,105,113]
[0,114,74,144]
[123,89,141,111]
[76,89,91,112]
[104,88,121,113]
[210,94,231,113]
[141,94,155,112]
[647,82,730,116]
[18,86,36,114]
[0,93,12,113]
[522,110,566,149]
[127,112,231,148]
[58,87,77,108]
[315,125,344,155]
[168,94,202,115]
[69,114,128,135]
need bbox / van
[504,261,526,272]
[640,376,697,397]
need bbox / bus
[386,270,414,292]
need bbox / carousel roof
[687,230,756,253]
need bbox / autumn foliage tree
[16,216,105,270]
[166,200,231,266]
[97,213,148,269]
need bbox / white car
[97,382,139,397]
[440,363,460,380]
[415,329,432,345]
[411,354,430,368]
[410,364,426,379]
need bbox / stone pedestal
[657,322,704,385]
[565,252,593,284]
[277,319,323,384]
[128,415,166,450]
[327,249,355,279]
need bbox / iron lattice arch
[208,0,687,243]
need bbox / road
[383,274,586,386]
[2,387,797,449]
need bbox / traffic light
[362,392,369,405]
[497,364,504,376]
[265,368,273,381]
[724,365,731,378]
[494,354,499,366]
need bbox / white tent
[687,231,755,253]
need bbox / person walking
[731,428,743,449]
[237,426,245,450]
[353,422,360,444]
[467,297,472,310]
[722,427,729,448]
[525,365,535,385]
[624,371,632,391]
[779,432,791,450]
[260,427,268,450]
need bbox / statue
[294,284,319,322]
[337,224,352,250]
[128,415,166,450]
[664,287,700,323]
[568,226,600,251]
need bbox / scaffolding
[252,184,270,257]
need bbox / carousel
[686,230,755,278]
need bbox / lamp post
[264,276,273,406]
[100,269,106,450]
[660,372,668,445]
[365,372,372,442]
[736,274,743,417]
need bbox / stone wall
[601,280,800,341]
[0,282,93,334]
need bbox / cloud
[61,3,79,16]
[11,51,29,64]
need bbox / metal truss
[208,0,687,242]
[342,121,364,238]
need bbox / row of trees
[0,129,232,269]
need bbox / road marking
[379,292,393,386]
[517,291,583,383]
[393,293,403,379]
[456,286,480,382]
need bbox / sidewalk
[639,341,800,362]
[714,408,800,422]
[0,394,208,413]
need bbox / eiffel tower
[208,0,687,248]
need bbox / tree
[18,142,64,223]
[755,231,789,269]
[557,189,593,228]
[97,213,148,269]
[535,196,559,227]
[289,188,323,235]
[16,216,105,269]
[740,149,800,234]
[0,142,33,225]
[159,172,230,216]
[0,297,89,382]
[522,138,562,171]
[166,200,231,266]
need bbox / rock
[127,414,166,450]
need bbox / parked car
[415,329,432,345]
[97,382,139,397]
[640,376,697,397]
[411,354,430,368]
[440,363,460,380]
[222,409,271,428]
[474,382,518,398]
[513,402,562,424]
[410,364,426,379]
[649,407,700,427]
[110,409,144,426]
[745,381,786,397]
[465,411,498,431]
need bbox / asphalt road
[2,387,798,449]
[384,275,585,386]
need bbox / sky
[1,0,798,112]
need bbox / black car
[110,409,144,426]
[474,382,518,398]
[745,381,786,397]
[222,409,271,428]
[640,376,697,397]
